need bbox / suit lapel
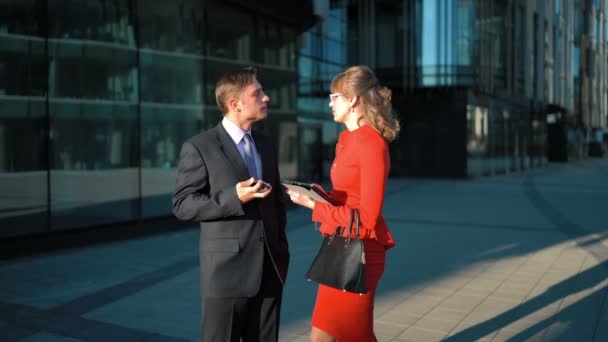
[214,123,251,180]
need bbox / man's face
[237,78,269,123]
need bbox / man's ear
[228,98,241,112]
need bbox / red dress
[310,124,395,341]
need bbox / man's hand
[236,177,272,203]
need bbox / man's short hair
[215,67,257,114]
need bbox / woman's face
[328,92,353,124]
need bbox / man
[172,67,289,342]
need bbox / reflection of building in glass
[570,0,608,159]
[297,1,348,182]
[340,0,607,177]
[0,0,314,237]
[1,0,607,237]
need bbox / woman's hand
[286,189,316,209]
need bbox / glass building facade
[0,0,312,237]
[1,0,606,237]
[338,0,606,176]
[297,2,347,182]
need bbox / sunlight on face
[237,79,269,123]
[329,93,352,124]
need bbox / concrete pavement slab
[83,268,201,342]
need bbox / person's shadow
[444,260,608,341]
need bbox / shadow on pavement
[444,261,608,341]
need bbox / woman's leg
[310,326,335,342]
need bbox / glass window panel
[299,32,313,57]
[298,56,313,79]
[281,27,296,69]
[421,0,440,67]
[259,67,296,111]
[416,0,478,86]
[298,124,321,181]
[206,3,252,61]
[456,0,476,66]
[253,22,296,70]
[140,51,203,104]
[256,22,280,65]
[0,0,48,237]
[0,97,48,236]
[326,13,345,41]
[277,121,298,179]
[138,0,205,54]
[49,101,139,230]
[573,46,580,77]
[47,0,139,230]
[48,41,137,101]
[309,33,321,57]
[376,12,398,68]
[138,0,206,218]
[48,0,135,46]
[324,40,345,64]
[140,105,202,217]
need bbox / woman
[286,65,400,342]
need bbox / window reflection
[140,105,202,217]
[277,122,298,179]
[48,0,139,230]
[416,0,477,86]
[296,7,347,182]
[48,41,137,100]
[206,2,252,60]
[299,125,322,181]
[467,102,545,177]
[49,101,139,230]
[0,0,48,237]
[138,0,204,54]
[48,0,135,46]
[138,0,206,218]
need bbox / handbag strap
[346,208,360,241]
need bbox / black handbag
[305,209,367,294]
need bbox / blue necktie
[242,134,259,179]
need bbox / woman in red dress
[287,65,400,342]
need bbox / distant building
[299,0,607,177]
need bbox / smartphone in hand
[258,180,271,192]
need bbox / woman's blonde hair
[331,65,400,142]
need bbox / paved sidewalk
[1,159,607,341]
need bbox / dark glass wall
[138,0,206,218]
[0,0,303,238]
[0,0,48,236]
[47,0,140,230]
[296,4,346,182]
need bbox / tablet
[281,180,338,205]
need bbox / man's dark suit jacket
[172,123,289,298]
